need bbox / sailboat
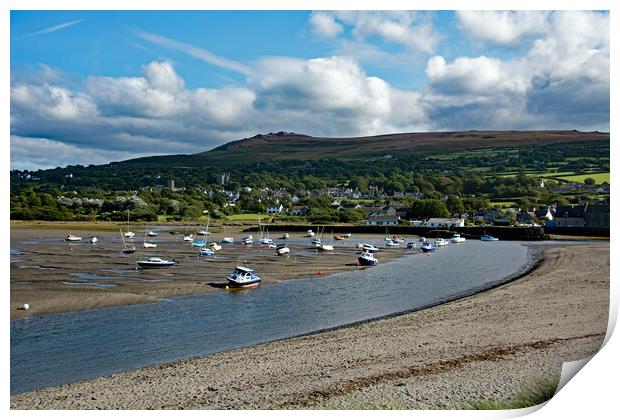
[316,227,334,251]
[120,229,136,254]
[143,232,158,248]
[194,215,210,246]
[124,210,135,238]
[222,226,234,243]
[259,219,273,245]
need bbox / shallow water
[11,240,530,395]
[62,281,118,288]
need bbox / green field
[226,213,270,221]
[489,201,516,208]
[552,172,610,183]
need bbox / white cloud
[309,12,343,38]
[20,19,85,38]
[11,83,98,121]
[310,11,438,54]
[456,11,549,46]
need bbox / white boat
[481,234,499,241]
[120,230,136,254]
[222,237,235,244]
[275,244,290,255]
[280,233,290,239]
[136,257,175,268]
[242,235,254,245]
[89,236,98,244]
[198,247,215,256]
[385,239,400,247]
[419,236,426,242]
[343,233,352,238]
[305,229,315,237]
[435,238,450,247]
[226,266,261,289]
[311,238,321,245]
[358,250,379,266]
[420,242,435,252]
[316,243,334,251]
[124,231,135,239]
[146,231,158,237]
[260,238,274,245]
[208,242,222,251]
[65,233,82,242]
[183,234,193,241]
[197,230,211,236]
[406,241,416,249]
[391,236,405,243]
[451,233,466,243]
[356,243,380,252]
[143,233,158,248]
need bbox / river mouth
[11,240,531,395]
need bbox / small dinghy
[481,234,499,241]
[208,242,222,251]
[385,239,400,247]
[435,238,449,247]
[356,243,380,252]
[136,257,175,268]
[305,229,315,237]
[65,233,82,242]
[146,231,158,237]
[222,237,235,244]
[199,247,215,256]
[89,236,98,244]
[124,231,135,239]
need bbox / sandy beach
[10,242,609,409]
[11,224,410,319]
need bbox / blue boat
[226,266,261,289]
[358,250,379,266]
[480,235,499,241]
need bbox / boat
[124,211,135,238]
[420,242,435,252]
[142,232,158,248]
[280,233,290,239]
[89,236,98,244]
[221,237,235,244]
[311,238,321,245]
[64,233,82,242]
[275,244,290,255]
[451,233,466,243]
[260,237,274,245]
[343,233,352,238]
[259,221,273,245]
[406,241,417,249]
[385,239,400,247]
[136,257,175,268]
[120,230,136,254]
[356,243,380,252]
[419,236,426,242]
[333,235,346,241]
[192,229,207,247]
[242,235,254,245]
[391,235,405,243]
[198,247,215,256]
[305,229,315,237]
[435,238,450,247]
[146,231,158,237]
[208,242,222,251]
[358,250,379,266]
[197,230,211,236]
[226,266,261,289]
[481,234,499,241]
[315,227,334,251]
[183,233,193,241]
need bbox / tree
[583,177,596,185]
[409,199,449,219]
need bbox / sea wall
[243,225,549,241]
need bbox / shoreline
[10,242,609,408]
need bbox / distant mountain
[196,130,609,162]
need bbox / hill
[197,130,609,162]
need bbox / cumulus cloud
[310,11,438,53]
[457,11,549,46]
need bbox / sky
[9,10,610,170]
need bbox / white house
[266,204,284,214]
[424,218,465,228]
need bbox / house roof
[555,205,586,218]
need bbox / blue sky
[10,10,610,170]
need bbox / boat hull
[226,278,261,288]
[137,262,174,268]
[358,256,378,266]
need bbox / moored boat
[222,237,235,244]
[242,235,254,245]
[420,242,435,252]
[89,236,98,244]
[226,266,261,289]
[481,234,499,241]
[124,231,135,239]
[280,233,290,239]
[146,231,158,237]
[198,247,215,256]
[333,235,346,241]
[65,233,82,242]
[275,244,290,255]
[208,242,222,251]
[435,238,449,247]
[451,233,466,243]
[305,229,315,237]
[406,241,416,249]
[385,239,400,247]
[183,234,193,241]
[356,243,380,252]
[358,250,379,266]
[136,257,175,268]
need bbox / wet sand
[11,225,411,319]
[10,243,609,409]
